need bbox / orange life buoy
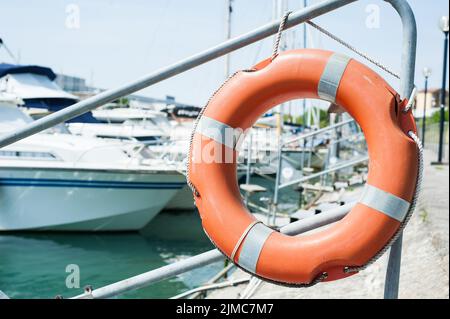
[188,49,418,285]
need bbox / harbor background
[0,144,447,299]
[0,0,448,299]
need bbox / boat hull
[164,184,196,210]
[165,171,247,211]
[0,167,185,231]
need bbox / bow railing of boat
[0,0,418,299]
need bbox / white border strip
[196,116,242,149]
[237,223,274,273]
[318,53,351,103]
[359,184,410,222]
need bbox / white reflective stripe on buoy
[196,116,243,149]
[359,184,410,222]
[318,53,351,103]
[237,223,274,273]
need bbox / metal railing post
[244,132,253,206]
[383,0,417,300]
[436,31,448,164]
[272,131,283,225]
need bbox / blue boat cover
[0,63,56,80]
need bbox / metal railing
[0,0,418,300]
[282,119,355,146]
[417,121,449,161]
[71,203,355,299]
[278,156,369,189]
[269,117,364,224]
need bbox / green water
[0,211,221,299]
[0,177,302,299]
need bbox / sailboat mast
[225,0,233,78]
[276,0,286,131]
[303,0,308,127]
[0,38,19,64]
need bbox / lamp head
[422,67,432,78]
[439,16,449,33]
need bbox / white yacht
[0,63,96,122]
[67,104,174,145]
[91,107,168,124]
[0,99,185,231]
[68,120,170,145]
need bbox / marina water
[0,211,221,299]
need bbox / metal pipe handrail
[71,202,355,299]
[170,278,250,300]
[283,119,355,146]
[327,132,365,147]
[380,0,417,300]
[278,156,368,189]
[188,262,236,299]
[0,0,357,149]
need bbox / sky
[0,0,448,109]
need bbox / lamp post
[435,16,449,164]
[421,67,432,146]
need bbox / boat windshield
[44,123,71,135]
[0,102,33,133]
